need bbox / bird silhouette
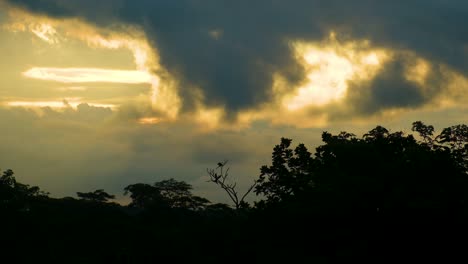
[212,173,221,183]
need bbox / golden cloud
[2,5,467,131]
[2,7,182,120]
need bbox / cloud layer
[5,0,467,118]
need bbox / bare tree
[206,160,256,210]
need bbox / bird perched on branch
[212,173,221,183]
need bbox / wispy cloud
[57,86,88,91]
[30,23,58,44]
[5,99,116,109]
[23,67,153,84]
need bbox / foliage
[0,169,49,210]
[77,189,115,203]
[255,121,468,213]
[254,138,315,204]
[124,178,210,210]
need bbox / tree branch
[206,160,256,209]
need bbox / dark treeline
[1,121,468,263]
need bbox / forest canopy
[1,121,467,263]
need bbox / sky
[0,0,467,204]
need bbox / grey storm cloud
[5,0,468,116]
[347,56,429,116]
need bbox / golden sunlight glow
[283,34,390,111]
[405,58,431,86]
[227,33,393,129]
[4,8,182,119]
[62,20,182,118]
[138,117,162,125]
[23,67,153,84]
[288,49,354,109]
[435,65,468,108]
[193,106,225,131]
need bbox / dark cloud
[347,56,426,115]
[4,0,124,22]
[5,0,467,116]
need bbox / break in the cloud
[3,0,467,120]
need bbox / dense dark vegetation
[1,121,468,263]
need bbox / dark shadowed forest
[2,121,468,263]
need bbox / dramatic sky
[0,0,467,204]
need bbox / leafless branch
[206,160,256,209]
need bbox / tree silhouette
[1,169,16,187]
[1,169,48,198]
[0,169,48,212]
[255,122,468,213]
[411,121,434,143]
[124,179,210,210]
[254,138,315,205]
[123,183,165,209]
[77,189,115,203]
